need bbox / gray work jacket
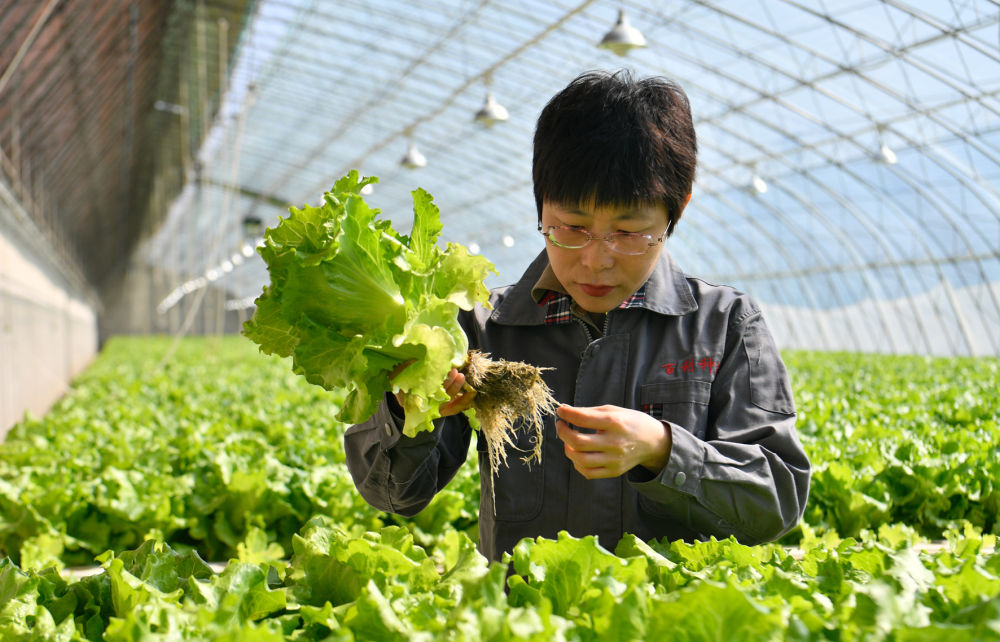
[344,250,811,562]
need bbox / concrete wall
[99,255,249,341]
[0,210,98,438]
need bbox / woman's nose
[578,236,615,271]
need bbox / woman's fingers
[555,417,598,449]
[393,366,477,416]
[556,404,671,478]
[555,404,618,431]
[443,369,463,396]
[439,369,476,416]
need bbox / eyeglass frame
[537,224,667,255]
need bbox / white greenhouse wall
[0,187,98,439]
[762,279,1000,356]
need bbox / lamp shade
[474,93,509,127]
[242,215,263,237]
[598,9,647,56]
[401,142,427,169]
[878,141,899,165]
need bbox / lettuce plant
[244,170,496,437]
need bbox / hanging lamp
[474,93,509,126]
[401,141,427,169]
[598,9,647,56]
[242,215,263,238]
[474,92,509,127]
[875,125,898,164]
[750,173,768,195]
[878,141,898,165]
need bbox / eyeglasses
[538,225,666,255]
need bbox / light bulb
[474,93,509,127]
[401,142,427,169]
[878,141,898,165]
[598,9,647,57]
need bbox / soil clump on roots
[459,350,557,480]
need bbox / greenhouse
[1,0,998,639]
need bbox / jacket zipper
[575,311,612,346]
[575,317,594,344]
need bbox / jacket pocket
[639,380,712,438]
[476,419,546,522]
[743,322,796,415]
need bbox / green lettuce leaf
[244,170,496,435]
[286,516,439,608]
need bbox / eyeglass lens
[546,227,653,255]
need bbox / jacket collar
[490,248,698,326]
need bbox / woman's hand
[555,404,672,479]
[437,368,476,416]
[392,362,476,416]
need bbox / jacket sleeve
[343,395,472,517]
[345,308,484,518]
[627,308,811,544]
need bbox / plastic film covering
[3,1,997,354]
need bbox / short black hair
[532,69,697,236]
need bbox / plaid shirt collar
[489,251,696,327]
[536,284,648,325]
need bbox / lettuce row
[3,521,998,640]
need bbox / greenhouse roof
[1,0,998,354]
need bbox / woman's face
[540,200,670,313]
